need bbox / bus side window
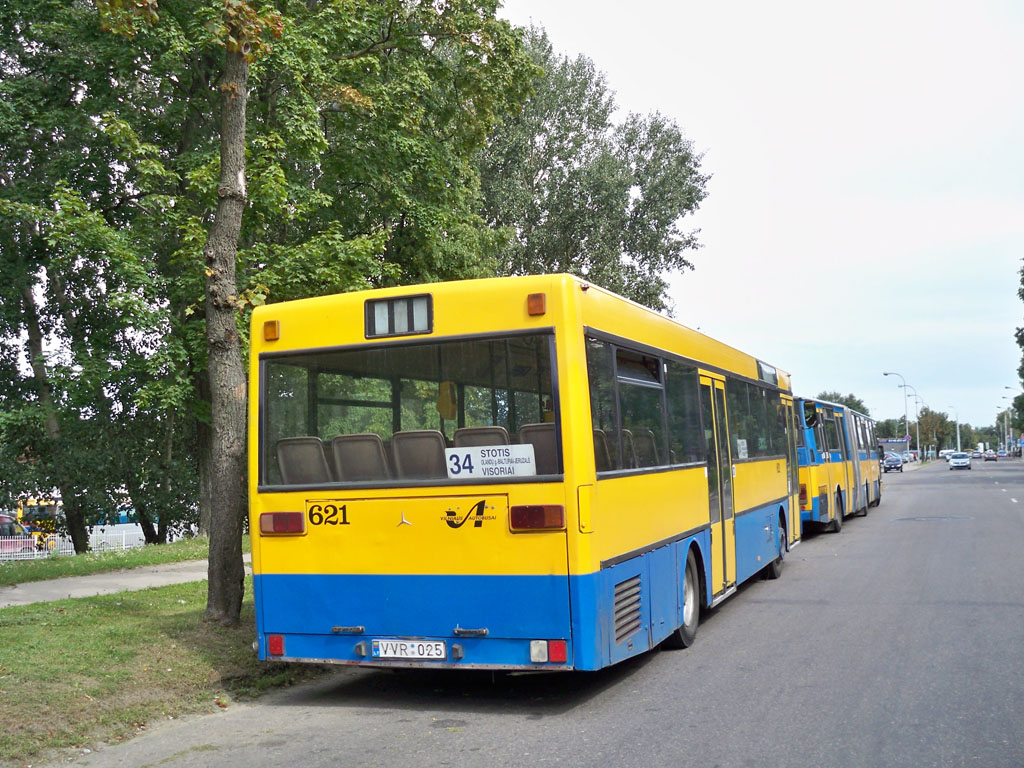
[666,360,702,464]
[586,338,620,470]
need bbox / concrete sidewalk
[0,556,250,609]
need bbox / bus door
[783,398,800,544]
[700,376,735,597]
[824,409,848,516]
[846,413,865,511]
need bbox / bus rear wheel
[766,519,785,580]
[829,492,843,533]
[664,549,700,649]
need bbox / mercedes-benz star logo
[397,512,412,527]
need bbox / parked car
[984,450,997,461]
[883,453,903,473]
[0,514,36,558]
[948,452,972,470]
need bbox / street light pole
[907,390,924,460]
[904,384,921,460]
[1005,387,1018,456]
[1002,396,1012,452]
[948,405,960,452]
[883,372,909,449]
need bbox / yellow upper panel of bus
[249,274,791,391]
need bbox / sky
[499,0,1024,431]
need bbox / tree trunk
[203,45,249,626]
[20,283,90,553]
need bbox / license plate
[371,639,447,660]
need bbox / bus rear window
[261,333,558,486]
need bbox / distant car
[0,514,36,558]
[883,453,903,472]
[972,451,982,459]
[984,450,997,461]
[998,450,1008,457]
[948,452,972,470]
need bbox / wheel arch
[689,540,709,609]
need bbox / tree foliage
[0,1,197,549]
[1,0,534,622]
[477,27,708,310]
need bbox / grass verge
[0,578,327,767]
[0,536,250,588]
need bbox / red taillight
[260,511,305,535]
[267,634,284,656]
[548,640,568,663]
[798,484,808,507]
[510,505,565,531]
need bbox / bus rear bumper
[255,632,574,670]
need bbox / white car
[948,452,972,470]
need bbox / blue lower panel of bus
[734,502,785,585]
[255,530,718,671]
[801,495,824,524]
[254,572,575,669]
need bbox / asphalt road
[57,459,1024,768]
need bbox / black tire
[829,492,843,533]
[664,549,700,649]
[766,519,785,580]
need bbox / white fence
[0,527,148,561]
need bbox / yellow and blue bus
[249,274,800,671]
[795,398,881,532]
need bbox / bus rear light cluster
[267,634,285,656]
[798,484,808,508]
[260,511,305,535]
[530,639,568,663]
[510,505,565,531]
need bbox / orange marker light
[527,293,546,316]
[263,320,280,341]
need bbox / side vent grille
[613,575,642,644]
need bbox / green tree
[2,0,534,623]
[0,0,195,550]
[477,27,708,311]
[815,391,869,415]
[874,418,903,440]
[916,407,952,453]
